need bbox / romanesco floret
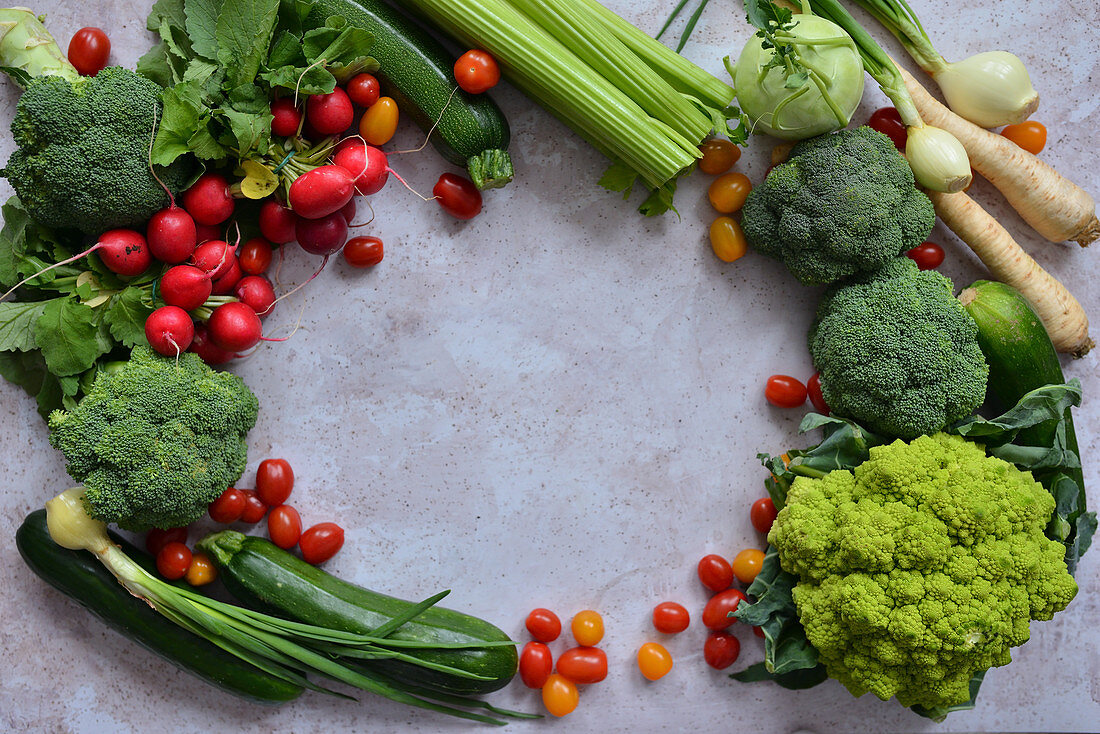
[47,346,259,530]
[769,433,1077,710]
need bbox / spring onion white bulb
[45,487,109,553]
[932,51,1039,128]
[905,124,972,193]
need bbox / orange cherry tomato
[707,172,752,213]
[359,97,399,146]
[541,674,579,717]
[698,139,741,175]
[750,497,778,535]
[636,642,673,681]
[557,646,608,684]
[1000,120,1046,155]
[454,50,501,94]
[184,551,218,586]
[732,548,766,584]
[709,216,748,262]
[570,610,604,646]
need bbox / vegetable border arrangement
[0,0,1096,728]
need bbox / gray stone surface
[0,1,1097,732]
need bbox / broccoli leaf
[104,288,153,348]
[216,0,281,89]
[185,0,224,60]
[0,301,48,352]
[33,299,107,377]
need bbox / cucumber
[198,531,517,695]
[15,510,303,705]
[308,0,513,190]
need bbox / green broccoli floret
[770,433,1078,710]
[741,126,935,285]
[47,346,259,531]
[2,66,193,234]
[809,257,987,439]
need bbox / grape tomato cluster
[518,607,608,717]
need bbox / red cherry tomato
[68,27,110,76]
[239,489,268,524]
[764,375,808,409]
[1000,120,1046,155]
[238,238,273,275]
[156,541,192,580]
[906,241,945,271]
[343,236,384,268]
[867,107,907,152]
[453,50,501,94]
[433,173,482,220]
[268,505,302,549]
[557,646,608,684]
[750,497,778,535]
[753,625,765,638]
[703,632,741,670]
[652,601,690,634]
[807,372,829,415]
[299,522,345,564]
[346,73,381,108]
[525,608,562,643]
[697,554,734,593]
[702,588,748,630]
[256,458,294,506]
[519,641,553,688]
[145,526,187,556]
[208,487,246,523]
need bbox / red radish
[234,275,276,317]
[189,322,237,364]
[208,302,263,352]
[305,88,353,135]
[159,265,212,311]
[332,140,390,195]
[339,198,356,224]
[259,200,298,244]
[211,259,243,295]
[239,238,273,275]
[270,98,302,137]
[96,229,152,276]
[182,173,235,225]
[296,211,348,256]
[145,305,195,356]
[195,223,221,244]
[147,206,197,264]
[288,165,355,219]
[191,240,237,280]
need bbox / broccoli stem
[0,8,79,87]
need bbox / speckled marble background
[0,1,1096,732]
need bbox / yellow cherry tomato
[698,139,741,175]
[359,97,399,146]
[541,674,579,717]
[184,551,217,586]
[637,642,673,681]
[731,548,766,585]
[1000,120,1046,155]
[709,216,748,263]
[571,609,604,646]
[708,172,753,213]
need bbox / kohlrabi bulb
[932,51,1039,128]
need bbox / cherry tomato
[185,551,218,587]
[1000,120,1046,155]
[764,374,808,408]
[697,553,734,593]
[557,646,608,684]
[707,172,752,214]
[239,489,268,524]
[268,505,302,549]
[732,548,766,585]
[750,497,778,535]
[652,601,690,634]
[208,487,246,523]
[256,458,294,506]
[807,372,829,415]
[541,674,579,717]
[299,522,345,564]
[346,73,381,108]
[359,97,399,146]
[571,610,604,647]
[454,50,501,94]
[906,241,945,271]
[519,641,553,688]
[145,526,187,556]
[753,625,765,638]
[702,588,747,630]
[156,542,192,580]
[525,608,562,643]
[710,216,748,263]
[636,642,673,681]
[239,238,273,275]
[703,632,741,670]
[698,139,740,175]
[68,28,110,76]
[343,236,384,268]
[433,173,482,220]
[867,107,907,152]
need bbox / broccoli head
[2,66,193,235]
[741,126,935,285]
[809,257,987,439]
[770,433,1078,710]
[47,346,259,530]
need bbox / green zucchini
[308,0,513,190]
[198,531,517,695]
[15,510,303,705]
